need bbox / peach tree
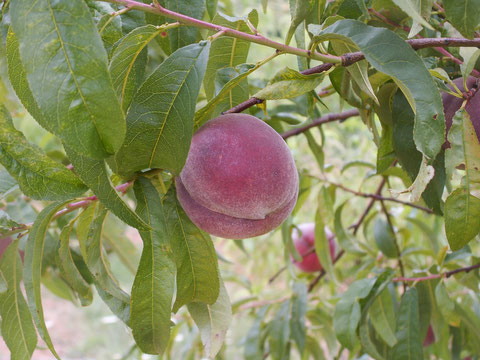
[1,0,480,358]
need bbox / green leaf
[370,288,397,347]
[0,106,87,201]
[357,269,395,360]
[373,218,398,258]
[334,201,364,254]
[333,278,377,349]
[290,282,307,354]
[57,221,93,306]
[164,187,219,312]
[444,188,480,251]
[64,146,149,231]
[244,306,269,360]
[204,10,258,100]
[24,201,70,359]
[131,177,176,355]
[188,279,232,359]
[444,0,480,39]
[286,0,311,45]
[390,0,433,30]
[0,209,20,236]
[460,47,480,80]
[446,109,480,184]
[76,205,96,260]
[314,201,335,280]
[6,27,45,126]
[165,0,205,51]
[10,0,126,159]
[330,41,378,103]
[310,20,445,160]
[206,0,218,19]
[0,169,17,199]
[195,63,256,127]
[84,203,131,324]
[109,25,161,112]
[254,67,324,100]
[392,91,445,214]
[97,13,123,56]
[304,130,325,170]
[391,288,423,360]
[0,239,37,360]
[269,300,291,360]
[112,41,210,177]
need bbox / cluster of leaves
[0,0,479,359]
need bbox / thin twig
[3,180,135,238]
[100,0,342,63]
[281,109,360,139]
[393,263,480,282]
[326,179,434,214]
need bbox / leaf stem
[99,0,343,63]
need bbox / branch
[3,181,134,238]
[326,179,434,214]
[100,0,342,63]
[281,109,360,139]
[393,263,480,282]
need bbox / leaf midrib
[148,49,204,168]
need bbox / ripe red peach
[176,113,298,239]
[291,223,336,273]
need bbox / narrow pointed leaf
[165,0,205,52]
[244,306,269,360]
[188,280,232,359]
[391,288,423,360]
[165,187,219,312]
[444,188,480,251]
[290,282,307,354]
[112,42,210,176]
[269,300,291,360]
[6,27,44,125]
[369,288,397,347]
[131,177,176,355]
[0,239,37,360]
[443,0,480,39]
[84,203,130,324]
[254,67,324,100]
[24,201,70,359]
[64,146,149,231]
[310,20,445,160]
[204,10,258,100]
[0,106,87,200]
[109,25,162,111]
[57,222,93,306]
[10,0,125,158]
[390,0,433,30]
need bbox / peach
[176,113,298,239]
[442,76,480,148]
[291,223,336,273]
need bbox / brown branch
[100,0,342,63]
[393,263,480,282]
[328,180,434,214]
[281,109,360,139]
[3,181,135,238]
